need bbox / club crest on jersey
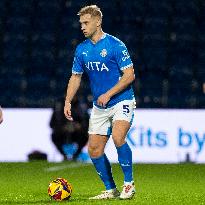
[100,49,107,57]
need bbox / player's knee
[112,137,125,147]
[88,144,103,158]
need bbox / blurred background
[0,0,204,162]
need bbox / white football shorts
[88,99,135,136]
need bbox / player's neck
[90,29,105,44]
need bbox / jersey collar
[100,33,106,40]
[89,33,107,45]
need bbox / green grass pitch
[0,162,204,205]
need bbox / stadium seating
[0,0,204,108]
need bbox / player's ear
[96,17,102,27]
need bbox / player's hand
[97,93,111,107]
[64,101,73,121]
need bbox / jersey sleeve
[72,46,84,74]
[113,42,133,71]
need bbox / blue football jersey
[72,33,135,108]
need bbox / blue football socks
[116,142,133,182]
[91,154,116,190]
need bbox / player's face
[79,14,99,38]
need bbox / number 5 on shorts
[123,105,130,113]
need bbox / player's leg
[88,134,120,199]
[112,120,133,181]
[112,121,135,199]
[88,106,119,199]
[112,100,136,199]
[88,134,108,158]
[88,134,115,189]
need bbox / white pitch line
[45,163,90,172]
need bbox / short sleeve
[72,46,84,74]
[114,42,133,70]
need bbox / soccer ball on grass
[48,178,72,201]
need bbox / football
[48,178,72,201]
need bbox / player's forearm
[106,70,135,98]
[65,74,82,103]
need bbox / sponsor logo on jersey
[122,50,130,61]
[85,62,109,71]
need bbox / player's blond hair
[77,5,103,19]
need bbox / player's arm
[107,66,135,97]
[64,74,82,120]
[97,67,135,107]
[65,44,84,120]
